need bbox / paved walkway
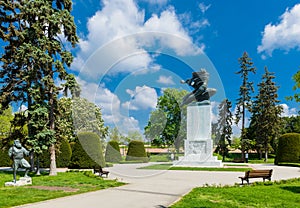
[15,163,300,208]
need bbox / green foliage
[0,106,13,138]
[105,140,122,163]
[250,67,283,161]
[235,52,256,158]
[215,99,233,161]
[0,142,11,167]
[144,88,188,151]
[282,115,300,134]
[56,139,72,168]
[38,139,72,168]
[72,98,108,140]
[276,133,300,164]
[126,140,148,162]
[55,97,76,143]
[0,0,78,175]
[287,67,300,102]
[69,132,105,169]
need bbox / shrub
[69,132,105,169]
[276,133,300,164]
[37,139,72,168]
[105,140,122,163]
[56,139,72,168]
[0,143,12,167]
[126,140,148,162]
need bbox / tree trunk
[49,86,57,176]
[49,144,57,175]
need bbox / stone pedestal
[5,177,32,187]
[174,103,222,167]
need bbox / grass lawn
[0,170,124,208]
[171,178,300,208]
[139,163,252,172]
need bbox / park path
[16,163,300,208]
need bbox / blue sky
[69,0,300,136]
[2,0,300,136]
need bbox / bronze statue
[180,68,216,106]
[8,140,31,183]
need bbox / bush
[69,132,105,169]
[37,139,72,168]
[126,140,148,162]
[0,143,12,167]
[276,133,300,164]
[105,140,122,163]
[56,139,72,168]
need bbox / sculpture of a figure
[180,68,216,106]
[8,140,31,183]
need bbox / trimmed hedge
[276,133,300,164]
[69,132,105,168]
[105,140,122,163]
[126,140,148,162]
[0,143,12,167]
[38,139,72,168]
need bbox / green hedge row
[105,140,122,163]
[276,133,300,164]
[126,140,148,162]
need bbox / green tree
[215,99,233,161]
[128,131,143,141]
[288,67,300,103]
[235,52,256,160]
[144,88,188,152]
[72,98,108,140]
[250,67,283,161]
[0,105,13,138]
[0,0,78,175]
[109,127,121,142]
[282,115,300,134]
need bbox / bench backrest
[245,169,272,178]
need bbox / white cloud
[280,103,298,117]
[72,0,203,76]
[157,75,175,85]
[199,2,211,14]
[258,4,300,56]
[139,0,169,6]
[123,85,157,110]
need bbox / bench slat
[239,169,272,185]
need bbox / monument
[5,140,32,186]
[174,69,222,167]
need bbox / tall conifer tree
[235,52,256,160]
[0,0,78,175]
[250,67,283,161]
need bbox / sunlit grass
[171,178,300,208]
[0,171,124,208]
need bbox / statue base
[173,104,222,167]
[5,177,32,187]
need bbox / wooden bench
[94,167,109,178]
[239,169,273,185]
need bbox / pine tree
[250,67,283,161]
[235,52,256,160]
[0,0,78,175]
[215,99,233,161]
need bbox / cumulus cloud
[123,85,157,110]
[76,77,143,133]
[258,4,300,56]
[72,0,202,76]
[280,103,298,117]
[157,75,175,85]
